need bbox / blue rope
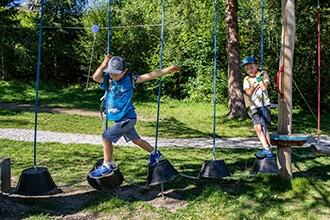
[260,0,266,137]
[33,0,45,169]
[154,0,165,150]
[107,0,111,54]
[212,0,218,161]
[261,93,266,136]
[105,0,112,130]
[260,0,265,70]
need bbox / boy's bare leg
[132,138,163,166]
[254,124,269,147]
[88,137,115,178]
[102,137,113,162]
[265,129,271,146]
[132,138,153,153]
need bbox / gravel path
[1,102,329,149]
[0,128,328,149]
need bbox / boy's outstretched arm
[93,54,112,83]
[136,64,180,83]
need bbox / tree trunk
[225,0,247,120]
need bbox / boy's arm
[93,54,111,83]
[243,76,259,97]
[136,64,180,83]
[245,71,269,96]
[244,83,260,97]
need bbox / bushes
[1,0,330,112]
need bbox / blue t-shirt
[100,73,139,121]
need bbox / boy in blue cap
[89,54,180,179]
[241,56,275,158]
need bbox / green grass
[1,80,330,219]
[1,139,329,219]
[1,80,330,138]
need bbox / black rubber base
[199,160,231,179]
[16,167,56,195]
[147,159,178,186]
[252,156,279,175]
[87,159,124,192]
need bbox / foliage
[1,0,88,83]
[1,0,330,112]
[0,3,20,79]
[294,0,330,111]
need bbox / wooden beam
[277,0,296,180]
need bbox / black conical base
[199,160,231,179]
[147,159,178,186]
[87,159,124,192]
[252,157,279,175]
[16,167,56,195]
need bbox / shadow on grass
[3,141,329,219]
[291,147,330,180]
[4,190,103,218]
[142,116,212,138]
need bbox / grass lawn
[0,81,329,219]
[1,139,329,219]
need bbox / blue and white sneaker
[255,148,275,159]
[148,150,163,166]
[89,164,114,179]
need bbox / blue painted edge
[270,133,308,141]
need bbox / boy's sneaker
[255,149,275,159]
[148,150,163,166]
[266,150,275,158]
[89,164,114,179]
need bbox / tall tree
[40,0,88,82]
[225,0,247,119]
[0,0,20,79]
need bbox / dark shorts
[251,106,271,126]
[102,118,140,143]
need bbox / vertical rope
[260,0,266,137]
[33,0,45,169]
[260,0,265,70]
[155,0,165,150]
[317,0,321,143]
[156,0,166,199]
[107,0,111,54]
[105,0,112,130]
[212,0,218,161]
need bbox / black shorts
[251,106,271,126]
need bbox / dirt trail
[0,102,100,116]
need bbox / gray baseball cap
[103,56,126,74]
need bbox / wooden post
[0,157,11,193]
[277,0,296,180]
[277,144,292,180]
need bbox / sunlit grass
[1,80,330,138]
[1,103,328,138]
[1,80,330,219]
[1,139,329,219]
